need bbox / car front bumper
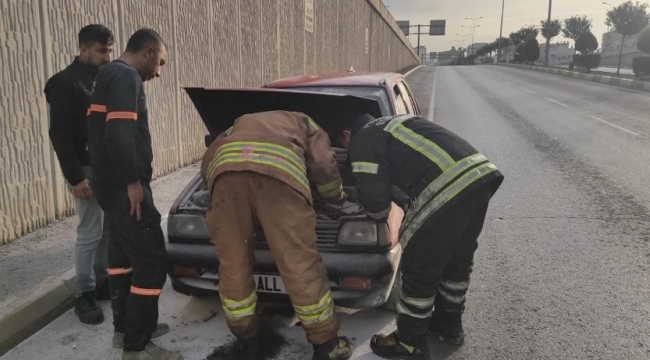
[165,239,402,309]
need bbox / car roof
[265,71,403,88]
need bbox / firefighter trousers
[396,184,492,346]
[95,183,167,352]
[206,171,339,345]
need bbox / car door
[396,80,419,115]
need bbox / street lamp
[603,2,613,32]
[463,17,483,55]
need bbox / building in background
[468,42,488,56]
[539,42,574,66]
[414,45,427,63]
[437,47,461,65]
[600,30,647,68]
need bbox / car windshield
[284,86,392,116]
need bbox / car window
[399,81,419,115]
[393,85,409,115]
[282,86,392,116]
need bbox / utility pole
[498,0,505,62]
[545,0,552,66]
[417,24,422,58]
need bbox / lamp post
[498,0,505,62]
[464,16,483,55]
[603,2,612,32]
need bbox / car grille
[254,218,339,249]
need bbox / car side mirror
[204,134,216,148]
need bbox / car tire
[382,269,401,311]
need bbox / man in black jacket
[337,114,503,359]
[44,24,114,325]
[88,28,180,360]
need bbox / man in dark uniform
[45,24,113,325]
[337,114,504,359]
[87,28,180,360]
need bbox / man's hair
[335,112,374,137]
[125,28,166,52]
[78,24,113,47]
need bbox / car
[165,72,420,309]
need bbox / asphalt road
[3,65,649,360]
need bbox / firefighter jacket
[201,110,343,204]
[348,115,504,248]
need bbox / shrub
[573,54,602,72]
[633,56,650,76]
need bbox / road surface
[3,65,649,359]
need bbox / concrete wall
[0,0,418,245]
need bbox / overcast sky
[382,0,619,52]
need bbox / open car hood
[184,87,383,137]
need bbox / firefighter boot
[370,331,429,360]
[233,335,260,360]
[122,342,183,360]
[313,336,354,360]
[430,298,465,345]
[75,291,104,325]
[113,323,171,348]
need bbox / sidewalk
[0,163,200,355]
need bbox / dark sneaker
[313,336,353,360]
[122,342,182,360]
[113,323,171,348]
[95,279,111,301]
[75,291,104,325]
[233,335,260,360]
[429,314,465,345]
[370,331,429,359]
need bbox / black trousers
[397,184,492,346]
[95,183,167,352]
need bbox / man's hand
[72,179,92,200]
[127,181,144,221]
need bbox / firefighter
[44,24,113,325]
[87,29,180,360]
[201,110,353,360]
[336,114,504,359]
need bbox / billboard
[429,20,446,36]
[397,20,410,36]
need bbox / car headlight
[337,222,378,246]
[168,214,210,240]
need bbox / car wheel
[382,269,401,311]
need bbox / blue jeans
[71,167,109,296]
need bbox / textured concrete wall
[0,0,418,244]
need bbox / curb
[497,63,650,93]
[402,64,425,78]
[0,267,76,356]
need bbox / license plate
[254,274,287,294]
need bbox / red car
[165,72,420,309]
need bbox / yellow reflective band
[221,291,258,319]
[209,154,309,190]
[385,120,455,170]
[439,279,470,292]
[399,292,435,309]
[397,302,432,319]
[400,162,497,247]
[437,287,465,304]
[402,153,487,232]
[210,148,306,181]
[215,142,305,172]
[294,291,335,325]
[307,117,320,133]
[351,162,379,174]
[400,342,415,354]
[316,179,342,198]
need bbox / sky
[382,0,627,52]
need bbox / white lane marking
[522,87,535,94]
[427,67,438,121]
[590,116,641,137]
[545,97,569,107]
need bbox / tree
[606,1,650,74]
[562,15,593,54]
[509,26,539,46]
[575,32,599,54]
[541,19,562,65]
[524,38,541,63]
